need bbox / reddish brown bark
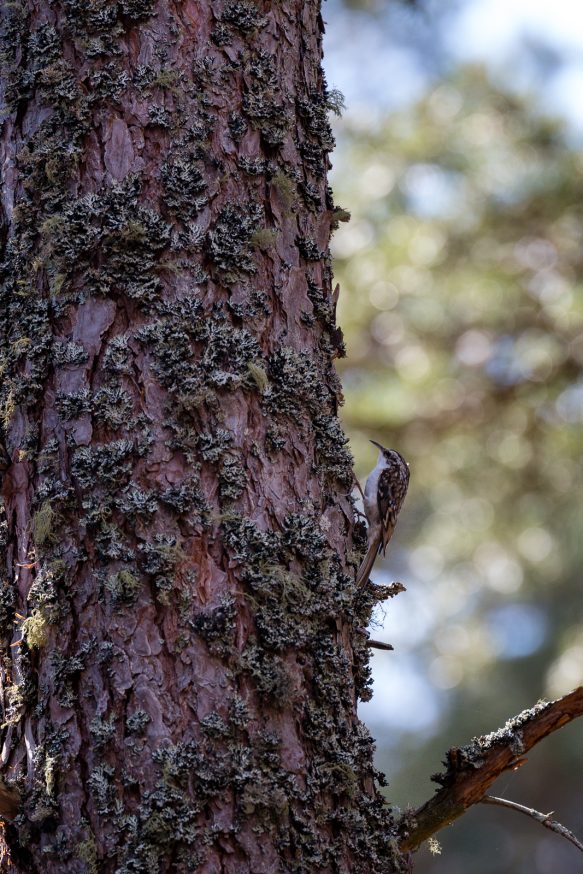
[0,2,404,872]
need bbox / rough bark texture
[0,2,404,872]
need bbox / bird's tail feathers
[355,536,381,588]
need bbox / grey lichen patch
[296,234,325,262]
[90,516,135,563]
[55,388,92,420]
[282,513,329,562]
[238,156,268,176]
[200,712,229,738]
[239,642,292,703]
[113,714,301,870]
[102,334,134,375]
[243,80,290,149]
[218,455,247,501]
[133,64,182,94]
[265,425,286,453]
[50,648,87,708]
[52,341,88,368]
[134,303,207,398]
[228,111,248,142]
[138,534,185,601]
[93,385,134,430]
[300,141,327,177]
[88,63,132,101]
[115,486,158,519]
[27,23,61,75]
[72,439,137,490]
[40,178,171,310]
[263,345,353,490]
[206,203,263,279]
[211,21,233,47]
[266,346,329,418]
[126,709,151,736]
[314,414,354,488]
[211,321,263,367]
[114,751,202,872]
[228,288,270,321]
[192,595,237,655]
[306,278,334,324]
[62,0,156,32]
[221,1,267,34]
[160,156,208,218]
[89,715,117,751]
[300,179,322,212]
[139,303,264,416]
[148,103,172,129]
[197,428,232,463]
[118,0,157,22]
[0,579,16,641]
[159,478,210,526]
[27,562,64,627]
[242,54,291,149]
[220,510,352,658]
[87,764,116,815]
[298,90,336,153]
[221,513,282,566]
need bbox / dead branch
[369,581,406,601]
[481,795,583,855]
[397,685,583,853]
[367,639,394,651]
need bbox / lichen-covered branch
[397,686,583,853]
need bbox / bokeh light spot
[486,603,547,658]
[517,527,554,563]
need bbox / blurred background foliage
[325,1,583,871]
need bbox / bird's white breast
[363,452,384,522]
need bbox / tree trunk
[0,2,404,871]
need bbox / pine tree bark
[0,2,405,871]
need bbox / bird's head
[370,441,410,480]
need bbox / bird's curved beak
[370,440,384,451]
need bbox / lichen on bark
[0,1,406,871]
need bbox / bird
[356,441,410,588]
